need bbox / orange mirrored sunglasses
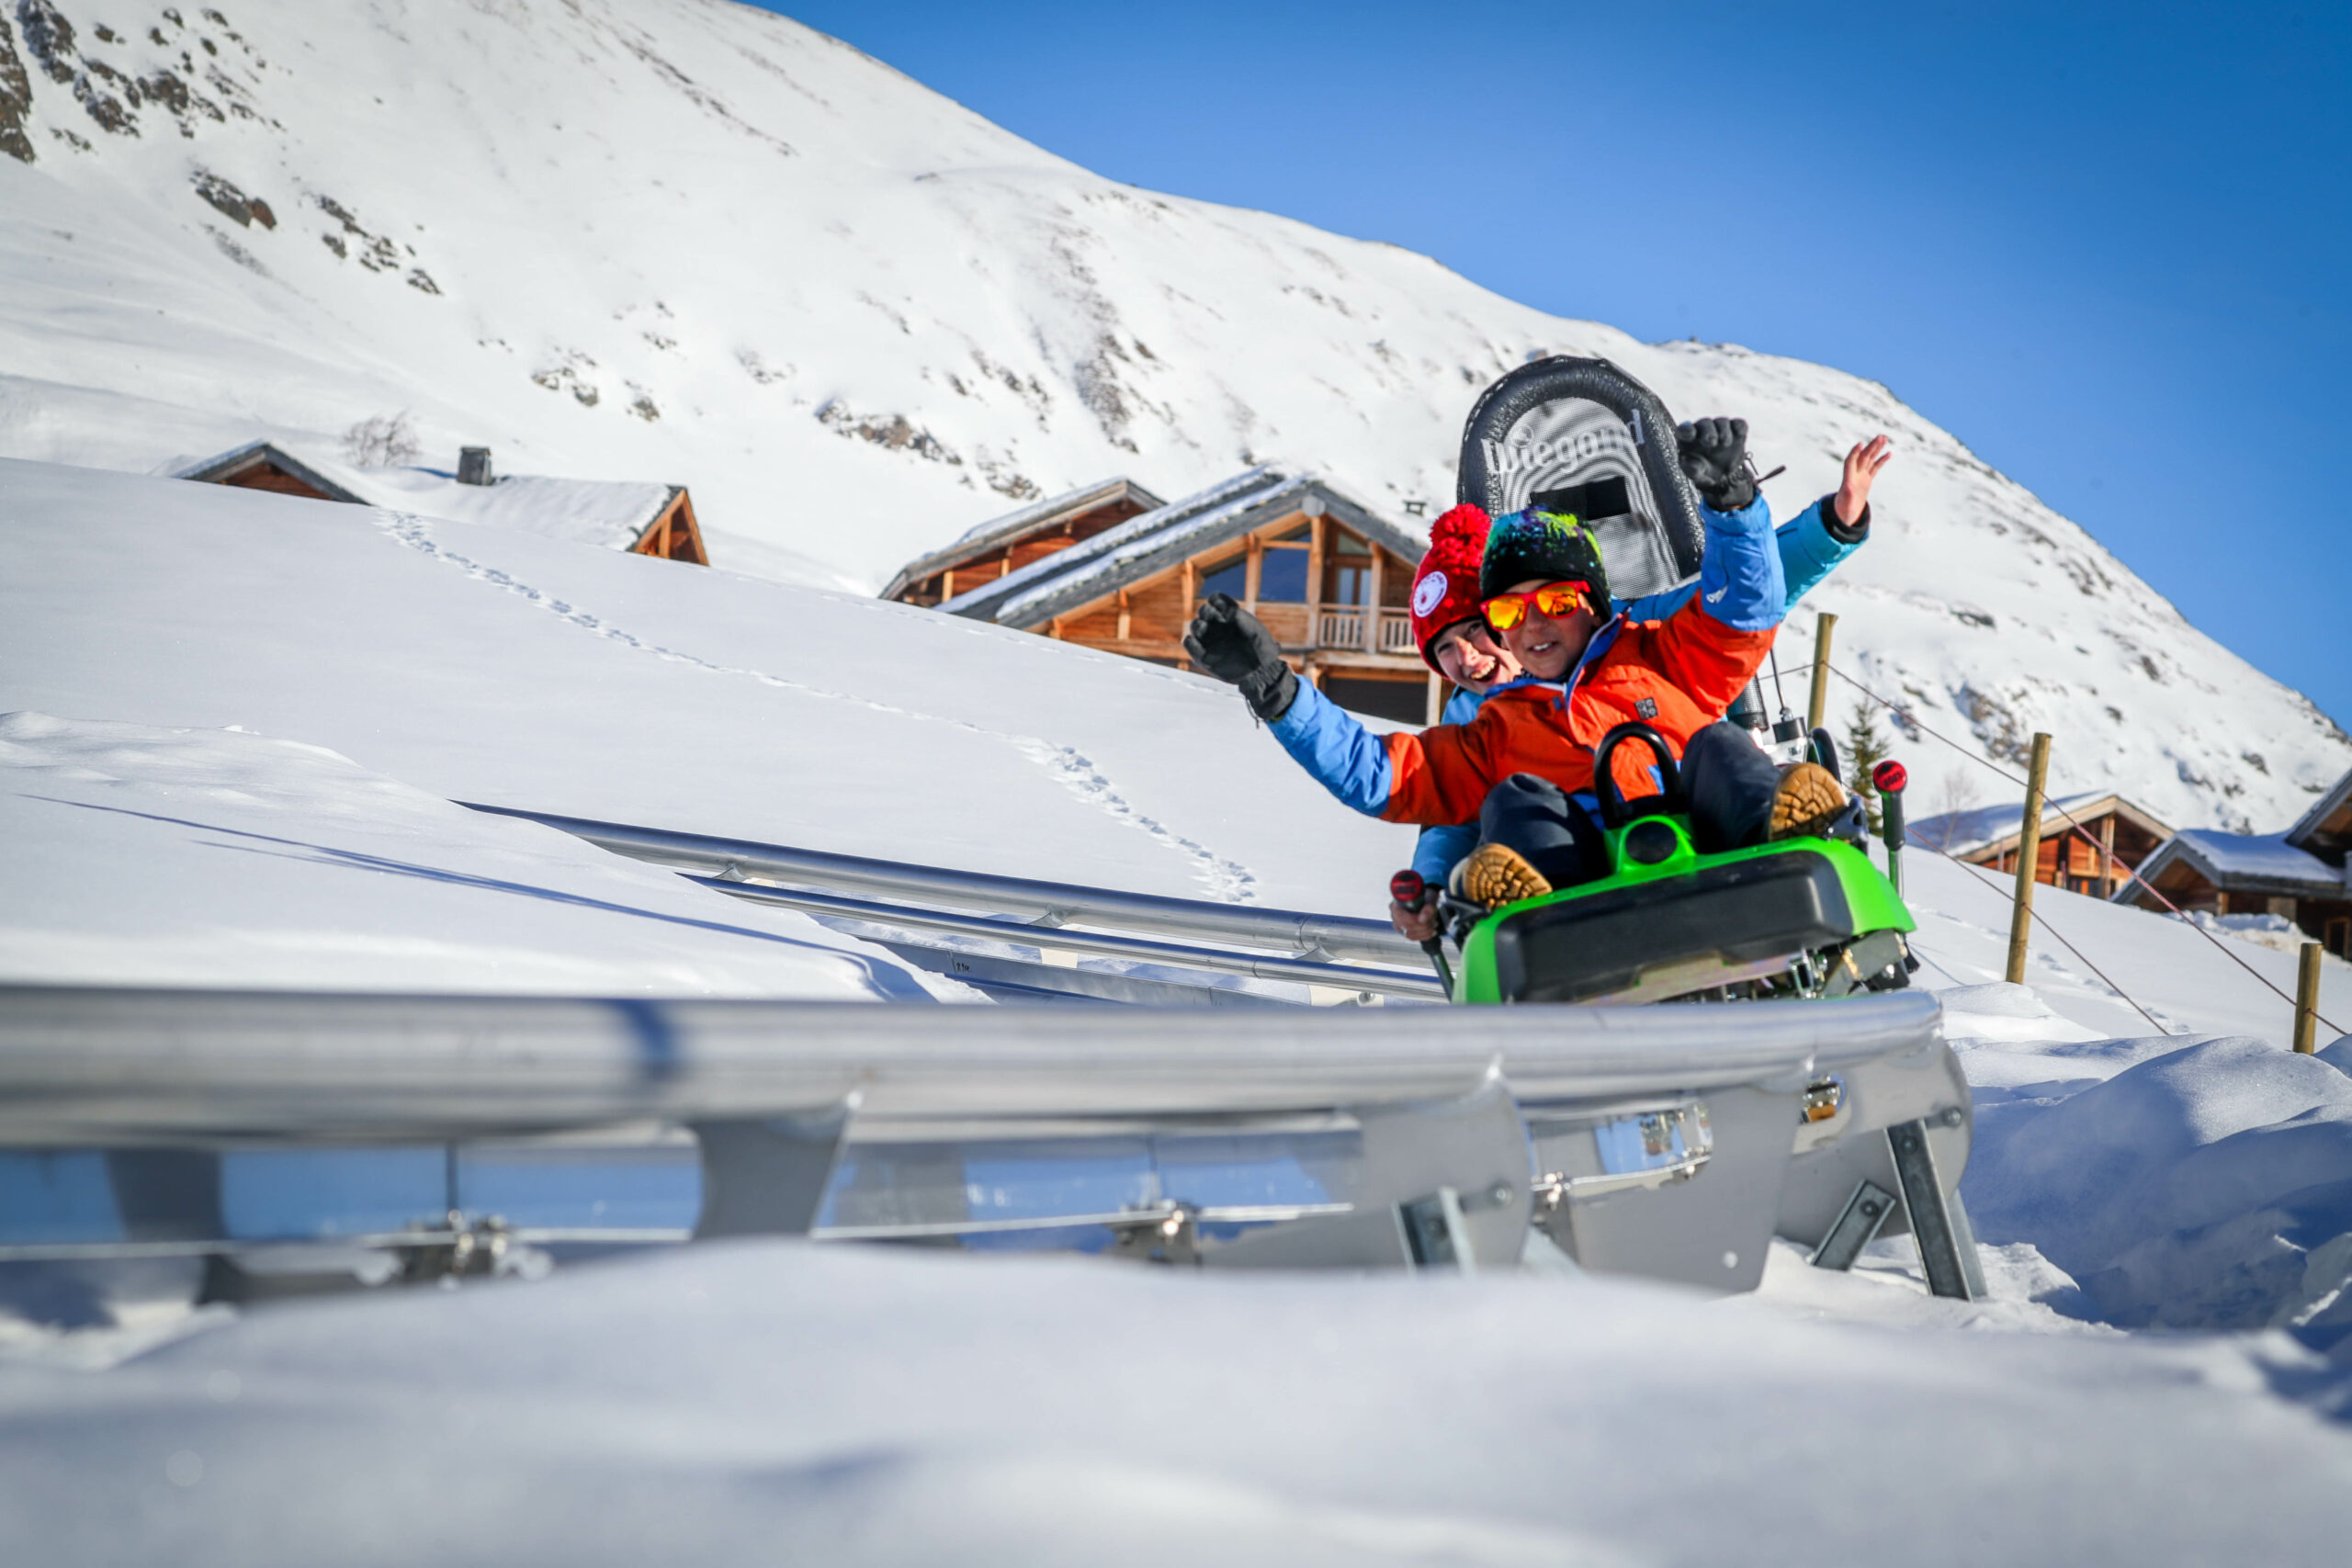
[1481,580,1590,632]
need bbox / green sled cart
[1446,723,1917,1006]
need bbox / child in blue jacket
[1307,436,1891,938]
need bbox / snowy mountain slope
[0,0,2342,831]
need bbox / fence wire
[1803,657,2341,1038]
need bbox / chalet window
[1199,554,1247,602]
[1323,530,1371,607]
[1258,545,1309,603]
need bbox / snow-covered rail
[460,803,1426,969]
[0,986,1973,1294]
[686,877,1443,999]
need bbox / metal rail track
[688,876,1441,999]
[460,802,1425,970]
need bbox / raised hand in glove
[1183,592,1298,721]
[1676,416,1756,513]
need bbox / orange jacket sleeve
[1378,708,1504,826]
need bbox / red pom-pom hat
[1407,504,1492,673]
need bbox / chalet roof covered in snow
[878,478,1167,603]
[1910,792,2170,859]
[2127,829,2347,899]
[2286,766,2352,866]
[937,468,1424,630]
[175,441,700,558]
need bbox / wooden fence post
[2005,732,2053,987]
[1806,612,1838,735]
[2294,942,2324,1054]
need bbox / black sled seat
[1486,851,1855,1005]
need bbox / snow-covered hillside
[0,0,2342,830]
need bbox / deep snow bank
[2,1238,2348,1568]
[1964,1033,2352,1347]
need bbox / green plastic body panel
[1453,815,1914,1006]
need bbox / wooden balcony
[1310,610,1416,654]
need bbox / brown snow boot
[1769,762,1851,840]
[1461,842,1553,908]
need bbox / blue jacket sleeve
[1620,580,1697,624]
[1412,822,1478,885]
[1267,680,1392,816]
[1692,493,1784,631]
[1407,682,1488,881]
[1777,497,1863,604]
[1623,497,1847,626]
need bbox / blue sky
[771,2,2346,740]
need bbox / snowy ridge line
[369,513,1259,902]
[1828,661,2344,1034]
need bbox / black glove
[1182,592,1298,721]
[1676,416,1757,512]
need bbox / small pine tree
[1843,695,1891,838]
[343,411,420,469]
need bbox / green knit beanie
[1478,507,1611,605]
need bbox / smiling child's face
[1430,621,1521,694]
[1496,579,1598,682]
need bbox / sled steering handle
[1388,870,1455,996]
[1592,722,1688,830]
[1872,760,1908,897]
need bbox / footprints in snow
[369,513,1259,902]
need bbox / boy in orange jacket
[1186,419,1860,906]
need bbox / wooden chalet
[2120,769,2352,957]
[888,468,1442,723]
[177,441,709,566]
[1913,791,2174,898]
[881,479,1167,606]
[178,441,369,504]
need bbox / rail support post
[2294,942,2323,1055]
[692,1096,858,1239]
[2005,732,2053,987]
[1805,612,1838,735]
[1887,1118,1977,1300]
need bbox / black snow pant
[1476,722,1784,890]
